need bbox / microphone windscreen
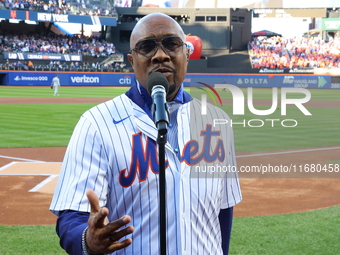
[146,72,170,95]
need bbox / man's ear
[127,54,134,66]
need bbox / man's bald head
[130,13,186,50]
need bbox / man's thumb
[86,189,101,215]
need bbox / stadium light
[9,19,20,24]
[25,20,38,25]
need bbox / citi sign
[119,76,132,85]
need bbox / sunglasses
[129,36,185,59]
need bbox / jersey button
[169,123,173,128]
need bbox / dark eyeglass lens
[163,37,182,51]
[134,37,183,57]
[137,40,157,54]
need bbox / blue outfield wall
[1,71,339,89]
[3,72,134,86]
[188,74,333,89]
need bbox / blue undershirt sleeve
[219,207,234,255]
[56,210,89,255]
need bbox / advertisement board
[4,72,337,89]
[322,18,340,31]
[0,9,117,26]
[6,72,135,86]
[4,52,82,62]
[188,74,333,89]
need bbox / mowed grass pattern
[0,103,98,147]
[0,86,129,98]
[190,87,340,152]
[229,106,340,152]
[0,205,339,255]
[0,86,339,151]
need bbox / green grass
[4,86,337,100]
[0,86,129,98]
[0,103,97,147]
[0,86,339,151]
[230,205,340,255]
[0,225,65,254]
[325,160,340,164]
[0,205,339,254]
[230,106,340,152]
[191,87,340,152]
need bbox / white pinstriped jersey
[50,93,242,255]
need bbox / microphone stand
[149,80,169,255]
[157,123,167,255]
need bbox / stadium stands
[0,0,117,17]
[0,60,129,72]
[0,31,129,72]
[1,32,118,57]
[3,29,340,73]
[249,36,340,69]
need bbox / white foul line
[1,147,339,191]
[29,174,59,192]
[0,162,61,192]
[237,146,340,158]
[0,155,45,162]
[0,161,17,172]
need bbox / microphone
[146,72,170,135]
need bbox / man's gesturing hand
[85,190,134,254]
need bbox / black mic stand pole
[157,123,167,255]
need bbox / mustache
[148,65,175,75]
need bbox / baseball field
[0,85,339,254]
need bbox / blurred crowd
[2,58,128,72]
[44,59,126,71]
[249,36,340,69]
[0,32,118,58]
[3,58,34,70]
[0,0,117,16]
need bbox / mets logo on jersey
[119,124,225,187]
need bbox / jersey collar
[125,80,192,119]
